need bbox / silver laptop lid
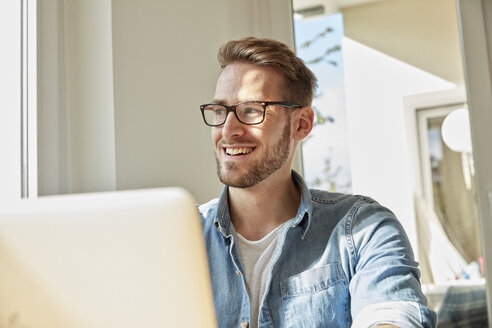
[0,188,217,328]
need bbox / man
[199,37,435,328]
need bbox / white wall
[341,0,463,83]
[64,0,117,193]
[342,37,454,251]
[38,0,116,195]
[38,0,65,195]
[65,0,116,192]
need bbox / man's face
[211,62,294,188]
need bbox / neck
[228,170,300,241]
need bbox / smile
[224,147,254,156]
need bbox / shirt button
[240,321,249,328]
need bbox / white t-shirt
[233,223,285,328]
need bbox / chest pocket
[280,263,350,328]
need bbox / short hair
[217,37,317,107]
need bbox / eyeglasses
[200,101,300,127]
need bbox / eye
[204,105,226,116]
[240,105,263,116]
[214,107,226,115]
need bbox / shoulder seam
[344,199,369,268]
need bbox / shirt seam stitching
[345,199,367,267]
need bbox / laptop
[0,188,217,328]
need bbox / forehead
[214,62,286,104]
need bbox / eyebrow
[211,99,259,105]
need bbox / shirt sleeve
[347,200,436,328]
[352,301,433,328]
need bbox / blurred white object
[441,108,472,153]
[461,261,482,280]
[414,194,467,284]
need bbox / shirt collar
[213,170,313,240]
[291,170,313,239]
[213,186,232,238]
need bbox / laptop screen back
[0,188,217,328]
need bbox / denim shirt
[199,171,436,328]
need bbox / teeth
[226,147,253,155]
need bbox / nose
[221,110,245,139]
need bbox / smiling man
[199,37,435,328]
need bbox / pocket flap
[281,263,346,297]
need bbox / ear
[292,106,314,141]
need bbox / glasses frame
[200,101,301,127]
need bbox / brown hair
[217,37,317,107]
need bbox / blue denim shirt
[199,171,436,328]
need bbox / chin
[217,169,255,189]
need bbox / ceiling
[293,0,383,15]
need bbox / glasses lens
[202,104,227,126]
[237,102,264,124]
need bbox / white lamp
[441,108,472,153]
[441,107,474,189]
